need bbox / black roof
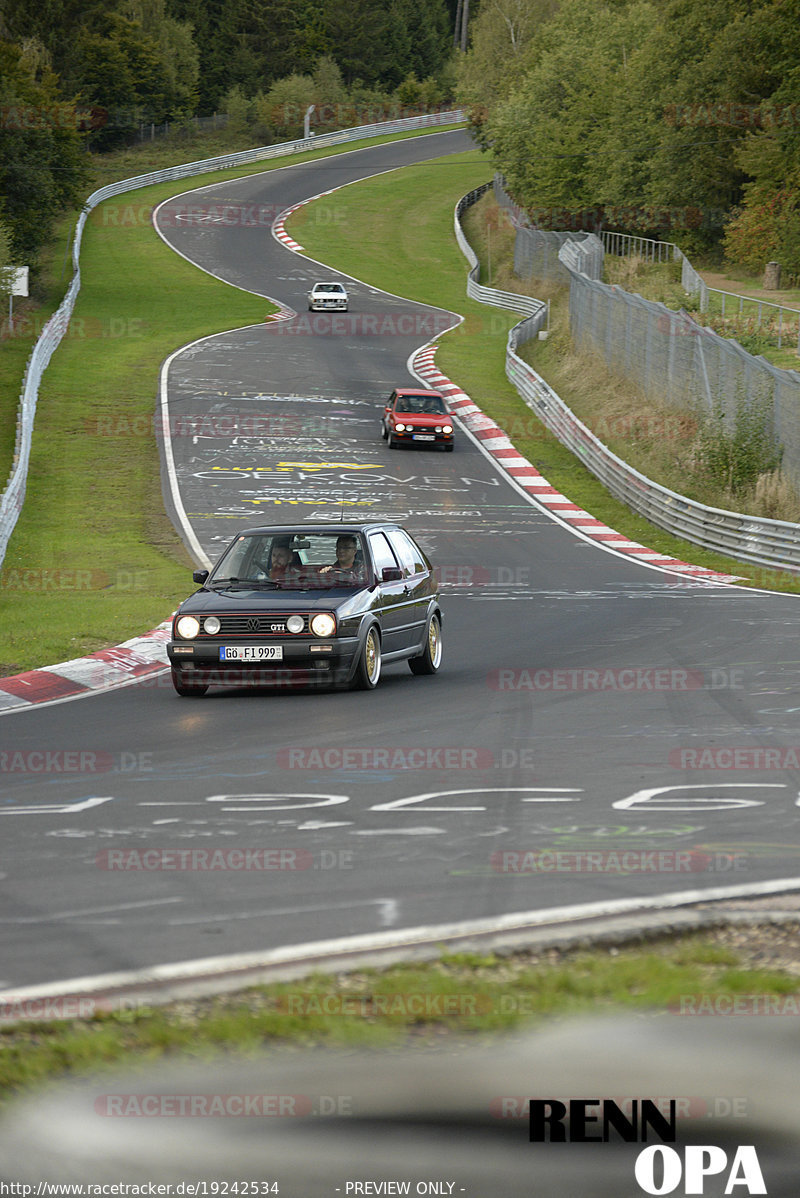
[234,523,403,538]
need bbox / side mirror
[193,569,209,584]
[381,567,403,582]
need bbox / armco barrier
[0,110,465,570]
[456,186,800,574]
[454,184,547,323]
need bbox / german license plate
[219,645,284,661]
[412,434,435,441]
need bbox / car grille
[197,613,311,636]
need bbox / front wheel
[381,422,388,441]
[171,666,208,697]
[353,625,382,689]
[409,613,442,675]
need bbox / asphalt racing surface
[3,130,800,991]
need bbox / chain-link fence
[454,185,800,572]
[494,177,800,492]
[494,176,597,284]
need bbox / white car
[308,282,349,312]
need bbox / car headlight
[287,615,304,634]
[310,613,336,638]
[395,422,406,432]
[176,615,200,639]
[442,424,453,434]
[203,616,221,635]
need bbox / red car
[381,388,454,451]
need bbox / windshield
[208,531,369,589]
[314,284,345,293]
[395,394,447,415]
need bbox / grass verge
[291,178,800,593]
[0,125,465,675]
[2,928,800,1103]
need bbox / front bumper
[309,300,348,310]
[390,428,453,445]
[167,637,361,685]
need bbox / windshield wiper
[208,577,278,589]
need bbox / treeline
[457,0,800,272]
[0,0,457,262]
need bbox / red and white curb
[0,623,171,714]
[272,187,344,254]
[412,345,742,584]
[264,299,296,324]
[272,201,304,252]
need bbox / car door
[385,528,430,652]
[368,530,410,656]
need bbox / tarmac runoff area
[2,883,800,1019]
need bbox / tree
[456,0,559,142]
[0,37,86,257]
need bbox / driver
[319,534,361,577]
[269,542,294,578]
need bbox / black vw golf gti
[167,524,443,695]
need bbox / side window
[386,529,420,578]
[396,530,426,574]
[369,532,400,577]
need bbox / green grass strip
[1,933,797,1102]
[290,156,800,594]
[0,126,465,675]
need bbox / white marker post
[3,265,28,331]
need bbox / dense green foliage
[457,0,800,269]
[1,0,454,117]
[0,0,457,257]
[0,37,87,258]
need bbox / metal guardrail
[456,186,800,575]
[454,185,547,322]
[0,110,465,569]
